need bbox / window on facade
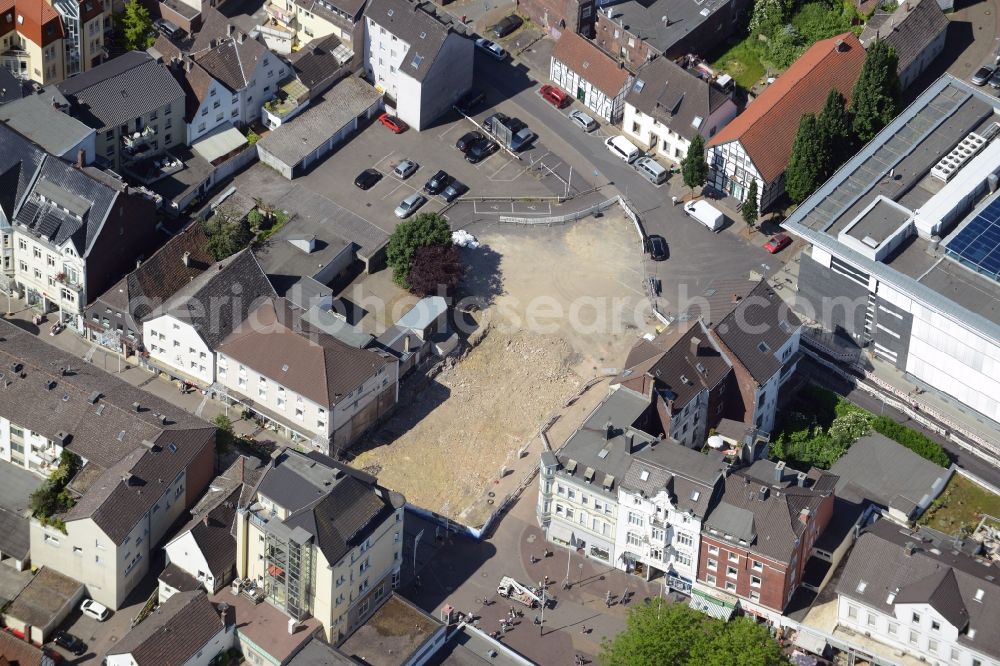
[749,590,761,602]
[750,576,761,588]
[931,620,941,632]
[912,612,921,624]
[708,545,719,555]
[867,613,876,628]
[707,558,717,570]
[726,566,737,578]
[728,552,739,563]
[628,511,642,526]
[706,574,716,585]
[752,559,763,572]
[725,581,736,592]
[909,631,919,646]
[626,532,642,548]
[676,532,692,547]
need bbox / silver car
[395,192,427,218]
[393,159,418,179]
[569,109,598,132]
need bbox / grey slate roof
[626,57,732,143]
[195,34,270,93]
[363,0,455,82]
[107,590,231,665]
[645,320,732,410]
[837,520,1000,660]
[831,432,952,519]
[286,637,356,665]
[177,484,241,581]
[0,89,94,158]
[253,450,404,565]
[622,441,727,517]
[599,0,735,56]
[4,567,82,630]
[860,0,948,76]
[57,51,185,132]
[0,507,30,561]
[14,155,119,256]
[159,562,203,593]
[153,248,277,350]
[288,35,350,92]
[713,281,800,385]
[0,67,24,106]
[0,123,46,226]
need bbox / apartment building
[0,319,216,608]
[0,0,65,84]
[265,0,366,51]
[0,87,96,162]
[836,520,1000,666]
[51,0,109,78]
[859,0,947,90]
[233,449,405,646]
[215,298,398,453]
[57,51,186,171]
[693,461,837,624]
[538,384,727,592]
[622,56,738,164]
[142,249,277,388]
[706,33,864,210]
[549,31,631,123]
[362,0,472,131]
[193,32,288,127]
[2,124,159,332]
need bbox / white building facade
[0,417,65,476]
[549,57,631,123]
[144,316,216,386]
[622,100,738,164]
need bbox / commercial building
[781,74,1000,435]
[622,57,738,164]
[362,0,472,131]
[0,319,216,609]
[214,298,398,453]
[233,448,405,645]
[549,31,632,123]
[706,33,864,210]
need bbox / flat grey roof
[783,74,1000,337]
[844,198,910,245]
[0,90,94,157]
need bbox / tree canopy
[681,135,709,193]
[408,244,464,296]
[850,40,901,143]
[785,113,823,203]
[741,180,759,229]
[203,206,253,261]
[600,600,784,666]
[119,0,155,51]
[816,89,852,178]
[386,213,452,288]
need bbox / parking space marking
[382,180,415,200]
[473,200,515,214]
[511,201,552,215]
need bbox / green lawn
[711,40,767,91]
[919,474,1000,536]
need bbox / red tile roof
[0,0,65,47]
[707,32,865,183]
[552,31,630,97]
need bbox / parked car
[647,234,668,261]
[456,130,484,153]
[393,159,418,179]
[424,170,452,195]
[483,112,510,134]
[475,38,506,60]
[455,89,486,114]
[378,112,408,133]
[491,14,523,38]
[988,69,1000,88]
[763,233,792,254]
[465,138,498,163]
[354,168,382,190]
[52,631,87,656]
[510,128,537,152]
[394,192,427,218]
[442,181,466,202]
[972,66,994,86]
[539,84,569,108]
[80,598,111,622]
[507,117,527,133]
[569,109,598,132]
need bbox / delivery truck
[684,200,725,232]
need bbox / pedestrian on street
[605,591,612,607]
[672,195,678,206]
[580,625,587,634]
[544,575,549,586]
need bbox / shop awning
[792,630,827,656]
[546,521,576,546]
[689,589,737,621]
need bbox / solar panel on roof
[945,196,1000,281]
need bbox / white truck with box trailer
[684,200,724,232]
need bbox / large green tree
[817,89,852,179]
[850,40,901,143]
[681,134,709,194]
[600,602,785,666]
[119,0,155,51]
[386,213,452,288]
[407,244,464,296]
[741,180,759,230]
[203,206,253,261]
[785,113,823,203]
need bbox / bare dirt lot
[351,214,654,525]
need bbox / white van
[634,157,668,185]
[684,200,725,231]
[605,135,641,163]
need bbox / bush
[212,414,236,455]
[386,213,452,288]
[870,416,950,467]
[29,452,80,533]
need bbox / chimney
[835,39,846,52]
[903,541,915,556]
[605,420,614,440]
[690,336,701,358]
[237,32,247,44]
[758,486,769,501]
[76,148,86,168]
[203,515,210,527]
[403,335,410,353]
[133,401,141,412]
[227,23,235,36]
[270,448,282,468]
[798,508,810,525]
[774,460,785,484]
[626,432,635,453]
[121,472,132,485]
[182,251,191,267]
[218,602,229,626]
[796,471,807,487]
[183,57,193,73]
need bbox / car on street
[989,69,1000,88]
[80,598,111,622]
[510,128,537,152]
[394,192,427,218]
[354,168,382,190]
[52,631,87,656]
[377,113,407,133]
[424,170,452,195]
[465,138,498,163]
[972,66,994,86]
[393,159,418,179]
[456,131,484,153]
[763,233,792,254]
[569,109,598,132]
[539,84,569,108]
[475,38,506,60]
[442,180,466,202]
[647,234,668,261]
[491,14,523,37]
[454,89,486,114]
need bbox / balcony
[265,4,297,27]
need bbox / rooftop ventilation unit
[931,131,987,182]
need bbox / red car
[764,233,792,254]
[378,113,408,133]
[539,84,569,108]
